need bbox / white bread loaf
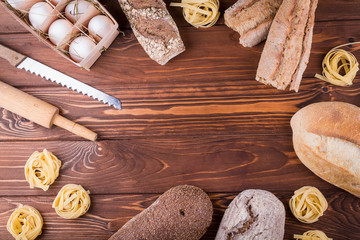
[291,102,360,197]
[215,189,285,240]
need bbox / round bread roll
[291,101,360,197]
[109,185,213,240]
[215,189,285,240]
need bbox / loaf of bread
[256,0,318,91]
[291,102,360,197]
[118,0,185,65]
[224,0,283,48]
[215,189,285,240]
[108,185,213,240]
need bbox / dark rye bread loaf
[108,185,213,240]
[215,189,285,240]
[118,0,185,65]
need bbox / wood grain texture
[0,80,358,141]
[0,0,359,239]
[1,22,360,89]
[0,137,353,196]
[0,191,359,240]
[1,0,360,34]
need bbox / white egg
[65,0,92,23]
[29,2,53,30]
[69,36,96,62]
[88,15,114,42]
[48,19,73,46]
[7,0,42,11]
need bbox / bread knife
[0,43,121,110]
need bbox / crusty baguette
[256,0,318,91]
[108,185,213,240]
[291,102,360,197]
[215,189,285,240]
[224,0,283,47]
[118,0,185,65]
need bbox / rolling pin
[0,80,97,141]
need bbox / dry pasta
[170,0,220,28]
[52,184,91,219]
[25,149,61,191]
[315,42,360,86]
[7,204,43,240]
[289,186,327,223]
[294,230,332,240]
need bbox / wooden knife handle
[0,43,26,66]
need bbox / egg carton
[1,0,120,70]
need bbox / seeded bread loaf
[118,0,185,65]
[108,185,213,240]
[291,102,360,198]
[215,189,285,240]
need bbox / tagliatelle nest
[25,149,62,191]
[170,0,220,28]
[289,186,328,223]
[52,184,91,219]
[7,204,43,240]
[294,230,333,240]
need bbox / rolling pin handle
[0,44,26,67]
[53,115,98,141]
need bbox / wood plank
[0,79,358,141]
[0,192,359,239]
[1,0,360,34]
[0,21,360,89]
[0,137,355,196]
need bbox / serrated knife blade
[0,43,121,110]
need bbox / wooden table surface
[0,0,360,239]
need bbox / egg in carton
[1,0,120,70]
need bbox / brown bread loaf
[256,0,318,91]
[118,0,185,65]
[108,185,213,240]
[215,189,285,240]
[291,102,360,197]
[224,0,283,48]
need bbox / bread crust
[215,189,285,240]
[224,0,282,48]
[109,185,213,240]
[118,0,185,65]
[256,0,318,91]
[291,102,360,197]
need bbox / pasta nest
[53,184,91,219]
[289,186,328,223]
[315,42,360,86]
[7,204,43,240]
[294,230,333,240]
[25,149,62,191]
[170,0,220,28]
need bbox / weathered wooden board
[1,0,360,34]
[0,0,359,239]
[1,22,360,89]
[0,137,353,195]
[1,192,359,240]
[0,79,358,141]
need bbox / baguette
[291,102,360,197]
[256,0,318,91]
[224,0,283,48]
[215,189,285,240]
[109,185,213,240]
[118,0,185,65]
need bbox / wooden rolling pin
[0,80,97,141]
